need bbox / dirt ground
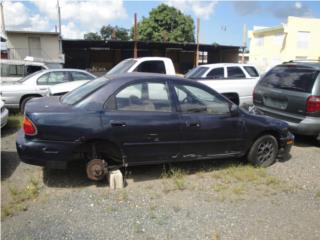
[1,121,320,240]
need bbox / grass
[2,177,40,219]
[316,191,320,199]
[209,164,291,199]
[6,113,23,130]
[161,167,188,191]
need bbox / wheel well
[80,140,124,165]
[19,94,42,107]
[254,130,281,147]
[222,92,239,105]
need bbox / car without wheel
[253,61,320,142]
[16,73,293,180]
[0,69,96,113]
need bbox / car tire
[20,97,34,114]
[247,135,278,167]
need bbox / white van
[1,59,49,82]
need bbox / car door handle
[147,133,159,141]
[110,120,127,127]
[186,121,200,128]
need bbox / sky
[2,0,320,46]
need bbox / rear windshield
[61,77,109,105]
[107,59,137,75]
[260,66,319,93]
[185,66,209,79]
[243,66,259,77]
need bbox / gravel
[1,128,320,240]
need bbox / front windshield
[107,59,137,75]
[61,77,109,105]
[185,66,209,79]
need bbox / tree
[137,4,195,43]
[84,32,102,40]
[100,25,130,41]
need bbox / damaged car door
[172,82,245,161]
[103,79,181,165]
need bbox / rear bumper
[256,106,320,136]
[277,132,294,160]
[16,130,80,169]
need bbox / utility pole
[57,0,62,54]
[0,2,5,33]
[195,18,200,67]
[133,13,138,58]
[242,24,247,63]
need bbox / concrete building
[5,30,64,64]
[248,16,320,73]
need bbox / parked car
[0,69,96,112]
[1,59,49,82]
[253,61,320,142]
[16,73,294,180]
[185,63,260,107]
[0,99,9,128]
[47,57,175,96]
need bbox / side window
[71,71,95,81]
[243,66,259,77]
[227,67,246,79]
[206,67,224,79]
[26,65,43,75]
[37,73,49,85]
[1,64,24,77]
[135,61,166,74]
[113,82,171,112]
[47,72,70,85]
[174,84,229,115]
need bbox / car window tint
[260,66,319,93]
[174,84,229,115]
[115,82,171,112]
[206,67,224,79]
[37,73,49,85]
[26,65,43,75]
[135,61,166,74]
[227,67,246,79]
[47,72,70,85]
[72,71,95,81]
[243,66,259,77]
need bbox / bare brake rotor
[86,159,106,181]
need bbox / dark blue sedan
[16,73,294,180]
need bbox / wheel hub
[86,159,106,181]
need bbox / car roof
[125,57,172,61]
[0,59,46,66]
[281,61,320,70]
[39,68,92,74]
[106,72,187,84]
[198,63,257,68]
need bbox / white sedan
[0,69,96,112]
[1,99,9,128]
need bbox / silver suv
[253,61,320,142]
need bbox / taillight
[306,96,320,113]
[23,116,37,136]
[253,88,256,100]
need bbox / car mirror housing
[229,104,239,117]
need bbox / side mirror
[229,104,239,117]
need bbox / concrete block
[108,170,124,189]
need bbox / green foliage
[84,25,130,41]
[84,32,102,40]
[100,25,130,41]
[137,4,195,43]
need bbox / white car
[185,63,260,107]
[49,57,177,96]
[0,99,9,128]
[0,69,96,112]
